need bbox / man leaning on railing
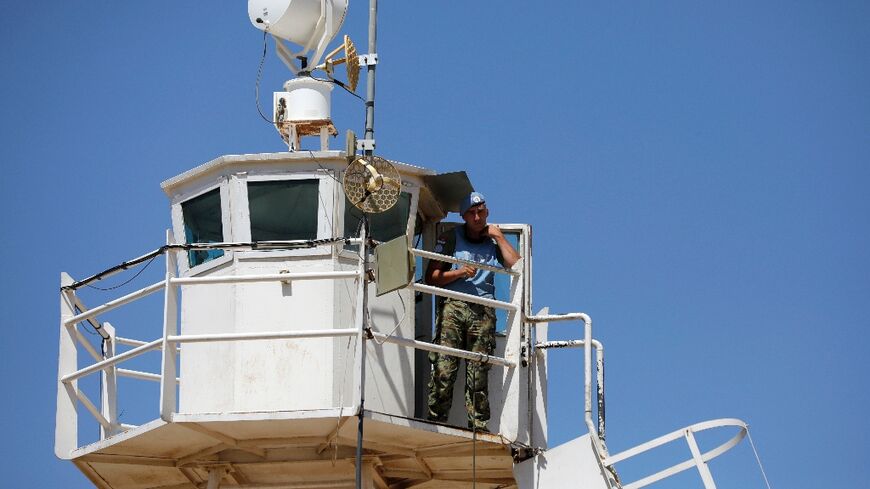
[424,191,520,431]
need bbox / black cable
[255,29,275,124]
[63,238,354,291]
[309,73,365,101]
[85,255,158,291]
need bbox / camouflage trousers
[427,298,496,430]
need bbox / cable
[371,290,408,345]
[85,255,158,291]
[309,73,365,101]
[747,426,773,489]
[255,29,275,124]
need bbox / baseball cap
[460,191,486,215]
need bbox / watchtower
[56,150,554,488]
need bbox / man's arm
[425,260,476,287]
[485,225,521,268]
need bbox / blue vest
[440,226,503,299]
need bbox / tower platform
[70,410,517,489]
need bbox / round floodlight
[248,0,348,48]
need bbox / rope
[747,426,773,489]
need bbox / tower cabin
[58,150,617,489]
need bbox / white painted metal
[370,331,515,368]
[101,322,120,438]
[64,280,165,326]
[530,308,549,449]
[410,247,520,275]
[168,328,358,344]
[170,270,359,285]
[604,418,748,489]
[161,234,179,421]
[279,78,334,121]
[115,336,152,347]
[60,339,163,384]
[117,368,176,383]
[56,273,78,459]
[685,428,718,489]
[248,0,348,52]
[74,327,102,362]
[409,282,519,311]
[75,388,112,432]
[514,434,613,489]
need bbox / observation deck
[57,151,749,489]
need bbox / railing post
[499,258,525,442]
[56,272,78,459]
[685,427,718,489]
[353,224,368,489]
[101,322,120,437]
[160,232,179,421]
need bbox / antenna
[343,155,401,213]
[249,0,361,151]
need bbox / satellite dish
[344,155,402,213]
[316,35,360,92]
[248,0,349,71]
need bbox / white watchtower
[55,1,756,488]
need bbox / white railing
[603,418,748,489]
[56,236,528,458]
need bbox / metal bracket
[356,139,376,151]
[358,53,378,66]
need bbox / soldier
[425,191,520,430]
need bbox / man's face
[462,204,489,232]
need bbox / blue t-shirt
[433,226,504,299]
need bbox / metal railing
[603,418,748,489]
[56,235,529,458]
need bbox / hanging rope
[747,426,773,489]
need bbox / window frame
[171,179,233,277]
[236,171,336,260]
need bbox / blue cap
[460,191,486,215]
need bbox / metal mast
[363,0,377,155]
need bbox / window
[248,179,319,241]
[344,192,412,243]
[182,188,224,267]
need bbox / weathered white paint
[514,434,614,489]
[55,273,78,459]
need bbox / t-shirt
[433,225,505,299]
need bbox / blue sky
[1,1,868,487]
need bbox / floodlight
[248,0,349,70]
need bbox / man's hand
[483,224,504,240]
[458,264,477,279]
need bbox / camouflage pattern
[427,298,496,430]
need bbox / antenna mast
[363,0,378,155]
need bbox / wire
[309,73,365,101]
[371,289,408,345]
[255,29,275,124]
[85,255,158,291]
[747,426,773,489]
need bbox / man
[425,191,520,430]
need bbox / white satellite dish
[248,0,349,72]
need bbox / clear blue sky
[1,2,867,488]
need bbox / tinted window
[248,180,319,241]
[182,188,224,267]
[344,192,412,243]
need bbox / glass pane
[182,188,224,268]
[248,180,319,241]
[344,192,412,243]
[494,231,521,333]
